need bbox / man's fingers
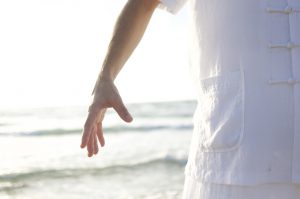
[93,133,99,155]
[81,106,100,148]
[113,99,133,123]
[96,123,105,147]
[87,131,95,157]
[81,126,92,149]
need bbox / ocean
[0,100,196,199]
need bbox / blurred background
[0,0,196,198]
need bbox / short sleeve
[159,0,188,14]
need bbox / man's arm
[81,0,160,157]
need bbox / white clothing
[182,176,300,199]
[159,0,300,185]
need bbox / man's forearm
[82,0,160,156]
[97,0,159,84]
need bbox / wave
[0,124,193,137]
[0,156,187,184]
[128,100,196,118]
[0,128,81,137]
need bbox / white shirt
[159,0,300,185]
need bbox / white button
[266,6,294,14]
[268,42,299,49]
[284,6,293,14]
[266,7,273,12]
[287,42,295,49]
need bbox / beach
[0,100,196,199]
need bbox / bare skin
[80,0,160,157]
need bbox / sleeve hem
[158,0,184,15]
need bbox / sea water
[0,100,196,199]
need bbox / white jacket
[160,0,300,185]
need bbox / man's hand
[80,79,133,157]
[80,0,158,157]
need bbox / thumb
[113,98,133,123]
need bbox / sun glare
[0,0,195,109]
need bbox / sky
[0,0,196,109]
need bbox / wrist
[99,74,114,83]
[92,73,114,95]
[99,66,117,82]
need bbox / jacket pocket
[196,70,244,152]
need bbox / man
[81,0,300,198]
